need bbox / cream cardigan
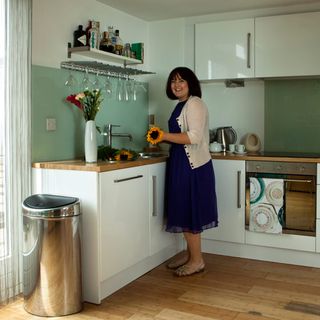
[175,96,211,169]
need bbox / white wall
[32,0,149,69]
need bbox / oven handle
[284,179,313,183]
[237,170,241,208]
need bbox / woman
[160,67,218,277]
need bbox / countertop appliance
[212,126,237,152]
[245,160,316,237]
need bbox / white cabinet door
[195,19,254,80]
[148,162,175,256]
[99,166,149,281]
[255,11,320,77]
[202,159,245,243]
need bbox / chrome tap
[101,124,133,148]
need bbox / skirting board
[202,239,320,268]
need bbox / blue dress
[165,100,219,234]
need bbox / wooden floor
[2,253,320,319]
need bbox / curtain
[0,0,32,304]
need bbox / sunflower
[146,126,163,145]
[114,149,136,161]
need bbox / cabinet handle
[152,175,157,216]
[114,174,143,183]
[247,32,251,69]
[237,170,241,208]
[284,179,312,183]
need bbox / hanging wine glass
[81,68,90,90]
[64,70,77,88]
[104,73,113,97]
[91,71,101,89]
[132,80,137,101]
[116,76,125,101]
[124,75,131,102]
[137,81,147,93]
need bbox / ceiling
[97,0,320,21]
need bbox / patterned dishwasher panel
[249,177,284,234]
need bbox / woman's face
[170,74,189,101]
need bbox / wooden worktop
[32,152,320,173]
[32,156,168,173]
[211,152,320,163]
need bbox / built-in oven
[246,161,316,237]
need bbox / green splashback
[32,65,149,161]
[265,79,320,153]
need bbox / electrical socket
[46,118,56,131]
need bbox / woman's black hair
[166,67,202,100]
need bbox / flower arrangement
[66,89,103,121]
[146,126,163,145]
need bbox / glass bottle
[108,26,116,53]
[114,29,123,55]
[123,43,131,57]
[88,20,100,49]
[99,32,109,52]
[73,25,86,47]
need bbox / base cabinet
[202,159,245,243]
[148,162,176,256]
[100,167,149,281]
[32,162,179,304]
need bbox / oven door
[245,173,316,237]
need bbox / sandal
[174,263,205,277]
[166,253,189,269]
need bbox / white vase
[84,120,97,163]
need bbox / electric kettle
[212,126,237,152]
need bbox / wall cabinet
[195,19,254,80]
[32,162,179,304]
[202,159,245,243]
[255,11,320,77]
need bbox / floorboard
[1,253,320,319]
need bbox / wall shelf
[64,43,154,78]
[68,45,142,66]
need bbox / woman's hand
[161,132,191,145]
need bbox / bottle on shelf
[86,20,100,49]
[108,26,116,53]
[99,31,110,52]
[73,25,86,47]
[114,29,123,56]
[123,43,131,58]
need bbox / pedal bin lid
[22,194,80,218]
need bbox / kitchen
[2,0,320,318]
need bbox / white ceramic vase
[84,120,97,163]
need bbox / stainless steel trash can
[22,194,82,317]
